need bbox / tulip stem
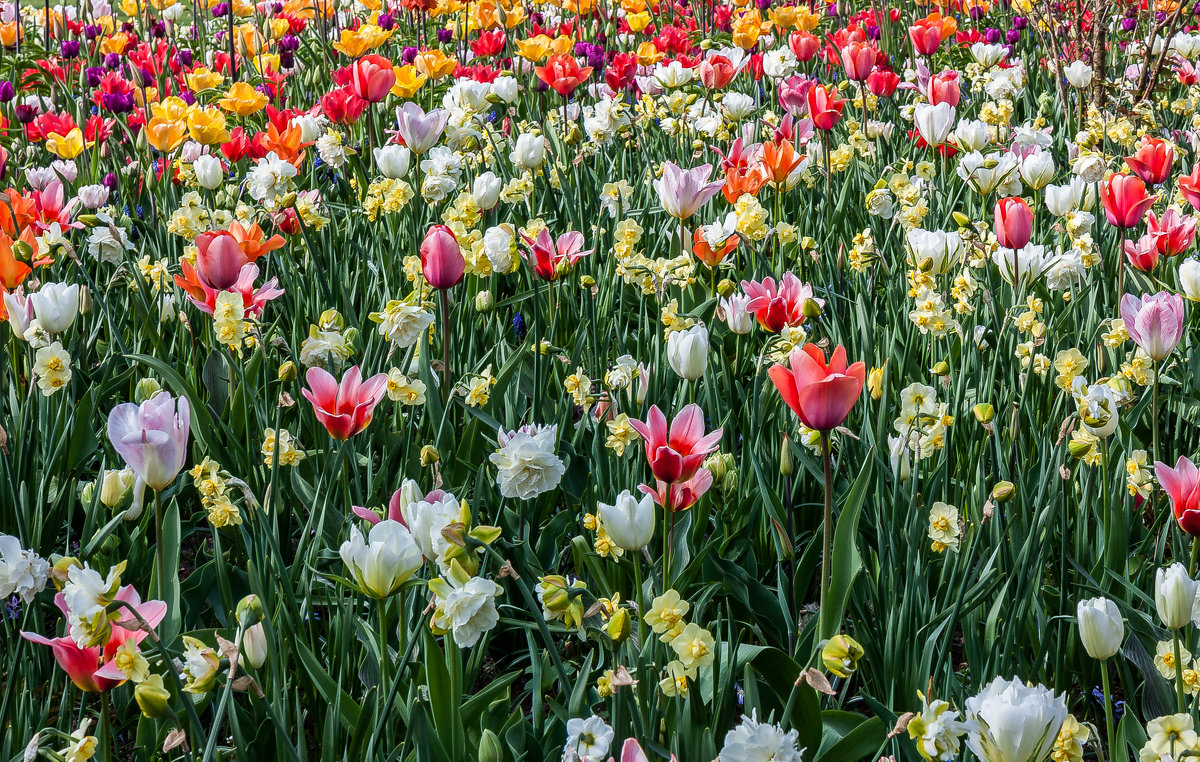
[154,489,165,608]
[377,599,390,726]
[1101,660,1116,757]
[440,289,451,396]
[1175,630,1187,713]
[820,431,833,625]
[1152,361,1160,465]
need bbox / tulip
[821,634,864,678]
[913,102,954,147]
[1180,164,1200,212]
[1100,173,1157,229]
[1018,150,1056,190]
[350,54,396,103]
[692,227,737,268]
[394,102,449,155]
[339,520,423,599]
[1146,209,1197,257]
[193,154,224,190]
[866,69,900,97]
[720,293,753,334]
[510,133,546,171]
[372,144,411,179]
[927,72,961,106]
[698,55,736,90]
[909,20,943,56]
[806,85,845,131]
[1126,136,1174,185]
[741,272,823,332]
[1155,456,1200,536]
[597,490,655,551]
[30,282,80,334]
[1180,258,1200,300]
[108,391,190,492]
[1120,291,1185,362]
[1063,60,1093,88]
[1044,179,1084,217]
[520,229,592,280]
[788,31,819,62]
[242,622,268,668]
[195,231,249,290]
[473,172,502,210]
[906,228,962,274]
[964,677,1067,762]
[302,365,388,440]
[420,225,465,290]
[1124,233,1162,272]
[838,42,875,81]
[534,53,593,97]
[1155,563,1196,630]
[21,585,166,691]
[1076,597,1124,660]
[994,197,1033,251]
[654,161,725,221]
[629,404,722,486]
[666,324,709,380]
[768,344,865,432]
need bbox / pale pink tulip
[1120,291,1185,361]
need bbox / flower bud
[972,403,994,423]
[930,361,949,376]
[821,634,864,678]
[991,481,1015,502]
[1156,563,1197,630]
[242,622,268,668]
[420,445,440,466]
[236,594,265,628]
[780,435,793,476]
[134,377,162,403]
[100,468,136,507]
[606,608,631,644]
[802,298,823,319]
[479,730,504,762]
[135,675,172,718]
[717,278,735,297]
[537,575,572,613]
[277,360,297,382]
[475,290,494,312]
[1076,596,1123,660]
[579,275,595,289]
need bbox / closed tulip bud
[236,594,265,627]
[479,730,504,762]
[277,361,297,382]
[802,298,824,319]
[242,622,268,668]
[80,482,95,506]
[606,608,631,643]
[193,154,224,190]
[1180,259,1200,301]
[973,403,994,423]
[135,675,172,717]
[76,213,102,227]
[277,191,297,209]
[822,634,864,678]
[780,434,794,476]
[372,144,411,179]
[420,445,440,466]
[717,279,735,296]
[343,327,360,348]
[866,368,883,400]
[78,286,92,315]
[318,309,344,331]
[597,490,655,552]
[1076,596,1124,660]
[100,468,136,507]
[992,481,1015,502]
[475,290,494,312]
[1155,563,1197,630]
[666,324,709,380]
[420,225,465,290]
[134,377,163,403]
[52,555,79,586]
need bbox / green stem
[1101,661,1116,758]
[820,432,833,622]
[1175,630,1187,714]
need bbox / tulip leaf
[819,453,874,640]
[814,715,885,762]
[292,638,362,731]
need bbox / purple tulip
[394,102,449,155]
[107,392,191,492]
[1121,291,1186,362]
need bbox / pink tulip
[520,229,592,281]
[994,197,1033,251]
[195,230,249,291]
[350,54,396,103]
[1124,233,1162,272]
[608,739,678,762]
[302,365,388,440]
[628,404,723,486]
[108,391,191,492]
[777,76,813,118]
[21,586,166,692]
[1120,291,1185,362]
[352,485,445,526]
[1156,456,1200,536]
[640,468,714,513]
[768,343,866,431]
[420,225,465,290]
[741,272,824,333]
[394,102,449,155]
[1101,173,1157,229]
[1147,209,1197,257]
[652,161,725,220]
[175,261,284,317]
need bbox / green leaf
[820,454,875,640]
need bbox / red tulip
[195,230,249,290]
[994,197,1033,250]
[469,29,506,58]
[1126,136,1174,185]
[420,225,465,289]
[1147,209,1197,257]
[1123,232,1162,272]
[698,55,737,90]
[866,69,900,97]
[350,54,396,103]
[788,31,820,62]
[534,53,593,97]
[302,365,388,440]
[839,42,876,82]
[741,272,821,332]
[1100,173,1157,229]
[628,403,723,486]
[605,52,639,91]
[1179,164,1200,212]
[1156,456,1200,536]
[927,72,960,106]
[807,84,845,131]
[768,343,865,431]
[909,19,943,56]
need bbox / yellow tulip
[268,17,290,39]
[145,117,188,153]
[187,67,225,92]
[391,65,428,98]
[514,35,552,62]
[217,81,269,117]
[253,53,280,75]
[152,96,192,123]
[413,50,457,80]
[99,32,131,55]
[187,107,231,145]
[635,41,663,66]
[45,129,85,160]
[549,34,574,56]
[626,11,650,32]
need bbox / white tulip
[77,184,110,209]
[667,324,709,380]
[913,102,955,147]
[1062,60,1093,88]
[510,133,546,171]
[1156,563,1197,630]
[372,144,411,179]
[953,119,991,152]
[906,229,963,274]
[720,293,754,334]
[1019,150,1056,190]
[193,154,224,190]
[597,490,655,551]
[30,282,80,334]
[965,676,1067,762]
[490,76,518,104]
[1180,258,1200,301]
[1044,178,1084,217]
[338,520,423,599]
[1076,597,1124,660]
[473,171,502,210]
[242,622,268,668]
